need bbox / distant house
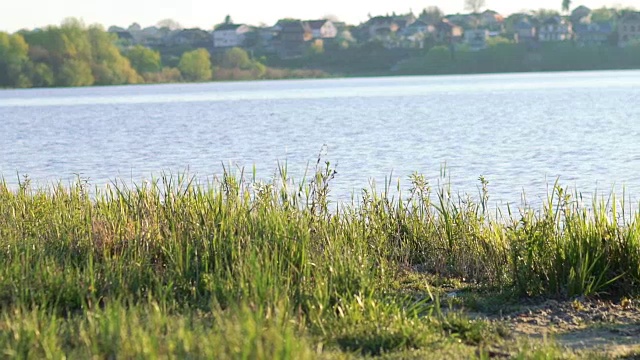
[435,19,463,44]
[514,18,537,43]
[400,20,435,48]
[306,20,338,39]
[364,14,416,40]
[618,12,640,47]
[574,22,613,46]
[170,29,211,48]
[113,31,134,42]
[365,16,400,39]
[481,10,505,31]
[446,14,475,29]
[274,20,312,58]
[212,24,251,48]
[139,27,173,46]
[538,17,572,42]
[108,26,125,33]
[464,29,489,50]
[256,26,279,53]
[402,20,435,35]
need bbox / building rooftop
[215,24,244,32]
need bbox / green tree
[425,45,453,73]
[22,28,64,70]
[18,20,143,87]
[27,62,54,87]
[126,45,162,74]
[0,32,32,87]
[591,7,615,22]
[87,25,141,85]
[59,18,92,63]
[562,0,572,13]
[58,59,94,86]
[221,47,252,69]
[178,48,212,81]
[22,19,94,86]
[62,60,93,86]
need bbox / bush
[142,67,182,83]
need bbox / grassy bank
[1,164,639,358]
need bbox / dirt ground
[399,269,640,358]
[502,298,640,357]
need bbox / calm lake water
[2,70,640,206]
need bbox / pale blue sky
[2,0,639,32]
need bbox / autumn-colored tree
[142,67,182,83]
[21,19,95,86]
[59,18,93,63]
[88,25,141,85]
[12,19,148,87]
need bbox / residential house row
[512,8,640,48]
[108,6,640,59]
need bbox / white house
[618,12,640,47]
[213,24,252,48]
[306,20,338,39]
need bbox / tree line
[0,19,298,88]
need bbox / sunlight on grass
[0,162,638,358]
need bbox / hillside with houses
[108,6,640,59]
[102,5,640,77]
[2,4,640,88]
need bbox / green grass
[1,163,639,358]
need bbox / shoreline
[3,66,640,91]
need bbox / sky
[2,0,640,32]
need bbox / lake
[2,70,640,207]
